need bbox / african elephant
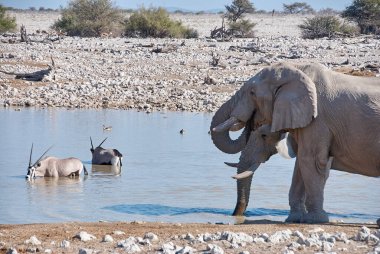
[225,124,296,215]
[211,62,380,223]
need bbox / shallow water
[0,108,378,224]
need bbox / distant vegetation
[0,4,17,33]
[124,7,198,38]
[299,15,359,39]
[210,0,256,39]
[52,0,124,37]
[342,0,380,34]
[283,2,315,14]
[225,0,256,37]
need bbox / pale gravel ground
[1,12,379,111]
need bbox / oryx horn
[90,137,94,150]
[29,143,34,167]
[33,145,53,167]
[98,137,108,147]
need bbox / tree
[0,5,17,33]
[225,0,255,22]
[283,2,314,14]
[52,0,123,37]
[224,0,256,37]
[341,0,380,34]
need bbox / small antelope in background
[26,144,88,180]
[90,137,123,166]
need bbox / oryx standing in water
[90,137,123,166]
[26,144,88,180]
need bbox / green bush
[52,0,123,37]
[299,15,358,39]
[0,5,17,33]
[342,0,380,34]
[228,19,255,37]
[124,7,198,38]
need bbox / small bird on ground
[179,129,185,134]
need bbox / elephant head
[226,124,296,215]
[211,63,318,142]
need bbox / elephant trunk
[210,95,248,154]
[232,162,260,216]
[233,173,253,216]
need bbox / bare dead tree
[0,57,55,81]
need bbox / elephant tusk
[224,162,238,168]
[232,163,260,179]
[232,171,253,179]
[212,117,241,132]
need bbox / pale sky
[0,0,353,11]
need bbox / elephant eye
[261,134,267,139]
[250,90,255,96]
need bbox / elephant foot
[377,218,380,228]
[285,210,306,223]
[303,210,329,224]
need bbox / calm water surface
[0,108,378,224]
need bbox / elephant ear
[271,69,317,132]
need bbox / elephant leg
[298,154,330,223]
[285,159,306,223]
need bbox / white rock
[184,233,195,241]
[78,248,93,254]
[74,231,96,242]
[118,237,136,248]
[303,237,322,247]
[253,237,266,243]
[6,248,18,254]
[267,230,292,244]
[367,234,380,244]
[207,244,224,254]
[60,240,70,248]
[176,246,195,254]
[333,232,348,242]
[292,230,304,238]
[322,241,334,252]
[161,242,176,253]
[25,236,41,245]
[102,234,113,242]
[288,241,302,250]
[144,232,159,242]
[124,243,141,253]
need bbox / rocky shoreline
[1,12,379,112]
[1,221,379,254]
